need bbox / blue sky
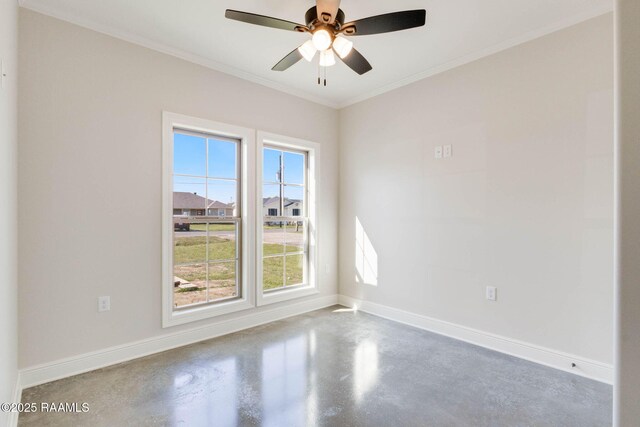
[173,133,305,205]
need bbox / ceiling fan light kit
[225,1,426,83]
[319,49,336,67]
[312,28,333,51]
[332,35,353,59]
[298,40,317,62]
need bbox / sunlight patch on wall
[355,217,378,286]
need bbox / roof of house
[173,192,232,210]
[262,197,302,208]
[208,200,232,209]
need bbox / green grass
[262,254,304,290]
[174,236,236,264]
[174,235,303,291]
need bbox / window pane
[263,148,282,183]
[285,221,305,253]
[284,185,304,217]
[208,139,237,179]
[174,264,207,308]
[174,177,207,215]
[284,151,304,185]
[208,261,237,301]
[263,184,281,217]
[263,256,284,290]
[208,223,237,261]
[174,133,206,176]
[286,254,304,286]
[170,128,244,312]
[264,221,285,256]
[207,179,236,215]
[174,231,206,265]
[261,145,310,296]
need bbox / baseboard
[18,293,612,391]
[7,373,22,427]
[20,294,338,389]
[338,295,613,384]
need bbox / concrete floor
[20,306,612,426]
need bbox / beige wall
[339,14,614,364]
[17,5,618,382]
[614,0,640,424]
[0,0,19,421]
[18,9,339,368]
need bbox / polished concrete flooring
[20,306,612,426]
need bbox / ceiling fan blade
[272,47,304,71]
[225,10,303,32]
[344,10,426,36]
[316,0,341,24]
[336,47,372,75]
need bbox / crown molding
[18,0,340,109]
[337,2,613,108]
[19,0,612,110]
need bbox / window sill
[163,297,254,328]
[257,284,319,307]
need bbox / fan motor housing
[305,7,345,30]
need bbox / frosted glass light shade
[298,40,317,62]
[312,29,332,51]
[332,35,353,58]
[319,49,336,67]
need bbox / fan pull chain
[324,66,327,86]
[317,62,321,85]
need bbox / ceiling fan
[225,0,426,80]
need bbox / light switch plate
[444,144,452,158]
[486,286,497,301]
[434,146,443,159]
[98,296,111,312]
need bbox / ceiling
[19,0,612,108]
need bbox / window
[257,132,318,306]
[163,112,254,327]
[171,128,241,311]
[163,115,318,324]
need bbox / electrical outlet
[486,286,497,301]
[444,144,452,158]
[434,146,443,159]
[98,296,111,312]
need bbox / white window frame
[162,112,255,327]
[256,131,319,306]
